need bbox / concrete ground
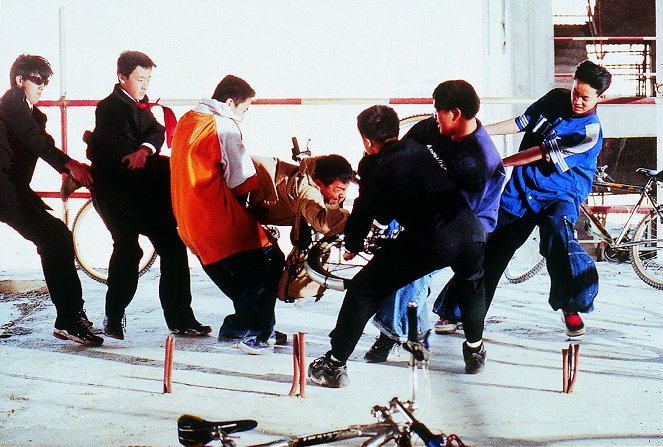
[1,261,662,446]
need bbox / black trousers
[330,235,485,363]
[203,245,285,342]
[1,190,84,327]
[93,197,196,329]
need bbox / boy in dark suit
[86,51,209,340]
[0,54,102,346]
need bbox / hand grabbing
[122,146,151,170]
[64,160,93,187]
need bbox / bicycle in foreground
[178,397,464,447]
[503,165,663,289]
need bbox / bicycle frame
[178,398,452,447]
[583,174,662,251]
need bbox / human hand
[343,251,357,261]
[64,160,93,187]
[122,146,150,170]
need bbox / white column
[482,0,554,155]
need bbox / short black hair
[433,80,480,119]
[9,54,53,88]
[314,154,354,186]
[356,105,399,142]
[212,75,256,103]
[574,60,612,95]
[117,51,156,77]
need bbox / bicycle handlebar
[391,399,446,447]
[291,137,312,162]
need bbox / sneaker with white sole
[308,355,349,388]
[434,318,459,334]
[562,311,586,337]
[53,318,104,346]
[238,337,273,355]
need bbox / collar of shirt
[120,87,137,103]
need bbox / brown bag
[277,246,327,302]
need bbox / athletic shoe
[308,355,349,388]
[103,315,125,340]
[562,311,586,337]
[238,337,273,355]
[171,322,213,336]
[78,309,103,334]
[462,341,486,374]
[364,333,399,363]
[434,318,459,334]
[271,330,288,346]
[53,318,104,346]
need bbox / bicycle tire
[72,199,158,284]
[398,114,431,138]
[304,234,373,291]
[504,231,546,283]
[629,210,663,289]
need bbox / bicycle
[503,165,663,289]
[67,195,158,283]
[503,232,546,284]
[302,114,426,290]
[177,396,464,447]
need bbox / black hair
[9,54,53,88]
[314,154,354,186]
[356,105,399,142]
[212,75,256,103]
[117,51,156,77]
[573,60,612,95]
[433,80,480,119]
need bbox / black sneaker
[273,330,288,346]
[308,355,349,388]
[364,333,399,363]
[53,318,104,346]
[103,315,125,340]
[171,321,213,336]
[79,309,103,335]
[462,341,486,374]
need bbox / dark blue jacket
[405,116,505,232]
[344,138,485,254]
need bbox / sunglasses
[24,75,49,86]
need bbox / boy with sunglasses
[0,54,102,346]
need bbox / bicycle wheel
[398,114,431,138]
[72,199,158,284]
[304,234,373,291]
[629,210,663,289]
[504,231,546,283]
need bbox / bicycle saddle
[178,414,257,446]
[636,167,663,181]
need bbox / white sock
[466,339,483,349]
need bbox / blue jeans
[435,201,598,319]
[371,274,433,342]
[202,245,285,342]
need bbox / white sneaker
[238,337,274,355]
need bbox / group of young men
[0,51,612,385]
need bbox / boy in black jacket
[308,105,488,387]
[86,51,209,340]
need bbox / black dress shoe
[170,321,212,336]
[103,316,125,340]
